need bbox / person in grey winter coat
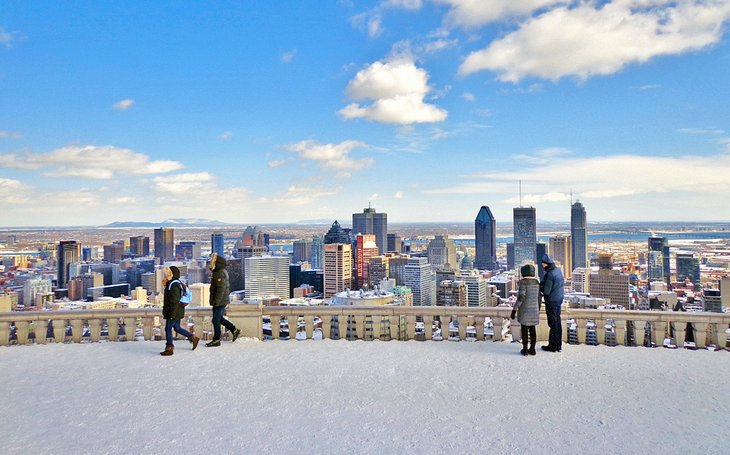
[160,265,199,356]
[540,254,565,352]
[511,264,540,356]
[206,253,240,347]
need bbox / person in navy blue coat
[539,254,564,352]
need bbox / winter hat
[520,264,535,277]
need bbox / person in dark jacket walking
[511,264,540,356]
[161,265,199,356]
[540,254,565,352]
[206,253,240,347]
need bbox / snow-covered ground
[1,340,729,454]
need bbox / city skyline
[2,2,730,226]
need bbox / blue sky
[1,0,730,226]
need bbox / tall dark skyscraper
[676,253,700,286]
[324,220,350,244]
[571,201,588,270]
[129,235,150,257]
[352,206,387,255]
[211,232,224,257]
[648,236,671,284]
[57,240,81,287]
[474,205,497,270]
[513,207,536,268]
[387,233,402,253]
[154,227,174,263]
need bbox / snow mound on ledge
[1,340,729,454]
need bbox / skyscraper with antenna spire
[571,200,588,270]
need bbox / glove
[510,310,516,320]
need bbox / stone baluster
[672,321,685,348]
[595,318,606,346]
[123,317,136,341]
[492,317,503,342]
[88,319,101,342]
[633,320,647,347]
[191,315,206,340]
[142,317,154,341]
[692,322,708,348]
[70,319,84,343]
[0,321,9,346]
[652,321,666,347]
[389,315,400,341]
[304,315,314,340]
[52,320,65,343]
[405,315,417,341]
[575,319,587,345]
[320,315,332,340]
[458,316,467,341]
[338,315,348,340]
[16,321,29,345]
[713,324,728,349]
[372,315,382,341]
[613,320,627,346]
[475,316,485,341]
[536,317,550,342]
[286,316,297,341]
[107,318,119,341]
[35,320,49,344]
[511,319,521,343]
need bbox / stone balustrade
[0,305,728,349]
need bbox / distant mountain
[103,218,232,228]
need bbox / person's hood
[213,254,227,271]
[541,254,556,266]
[169,265,181,280]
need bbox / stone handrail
[0,305,728,349]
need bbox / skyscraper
[176,241,202,260]
[404,257,436,306]
[129,236,150,257]
[57,240,81,287]
[571,201,588,270]
[676,253,700,286]
[427,235,457,269]
[549,235,572,279]
[242,226,267,248]
[352,206,387,255]
[154,228,174,263]
[324,243,352,297]
[103,242,125,263]
[355,234,379,289]
[211,232,225,257]
[324,220,349,244]
[244,255,290,300]
[387,233,402,253]
[474,205,497,270]
[648,237,670,284]
[513,207,536,268]
[310,235,324,269]
[293,239,312,264]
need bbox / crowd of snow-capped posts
[0,305,728,348]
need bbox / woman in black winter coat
[160,265,199,356]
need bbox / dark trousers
[521,325,536,349]
[212,306,236,340]
[165,319,192,346]
[545,303,562,348]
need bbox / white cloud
[0,178,31,204]
[369,193,379,201]
[339,57,447,124]
[281,49,297,63]
[112,196,136,204]
[382,0,422,10]
[218,131,234,140]
[462,91,475,102]
[678,127,725,135]
[112,99,135,111]
[153,172,215,196]
[0,145,184,179]
[268,158,292,168]
[394,191,404,199]
[512,147,573,165]
[0,27,20,47]
[459,1,730,82]
[368,15,383,37]
[437,0,564,29]
[260,185,340,206]
[287,140,374,176]
[0,130,22,139]
[631,84,661,90]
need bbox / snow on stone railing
[0,305,728,349]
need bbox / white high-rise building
[324,243,352,298]
[244,255,290,300]
[462,273,488,307]
[405,257,436,306]
[23,278,52,307]
[189,283,211,307]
